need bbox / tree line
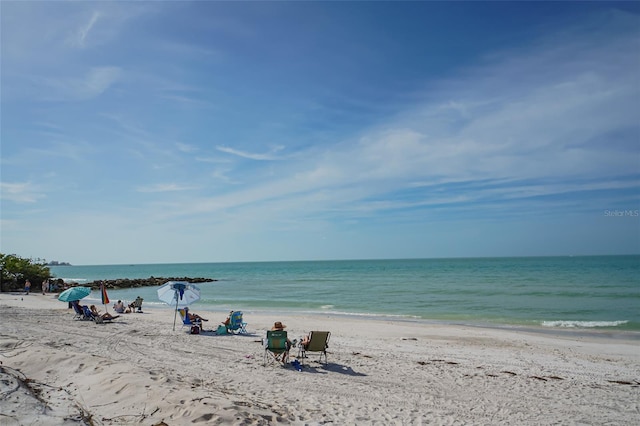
[0,253,52,292]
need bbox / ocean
[48,256,640,332]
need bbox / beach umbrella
[58,286,91,302]
[100,281,110,312]
[157,281,201,330]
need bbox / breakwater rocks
[83,277,217,290]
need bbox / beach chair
[82,305,101,322]
[263,330,290,366]
[179,307,201,332]
[85,306,119,324]
[298,331,331,365]
[129,297,144,313]
[226,311,248,334]
[71,301,91,320]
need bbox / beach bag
[190,325,200,334]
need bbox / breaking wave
[541,320,628,328]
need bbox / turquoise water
[49,256,640,331]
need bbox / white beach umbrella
[157,281,201,330]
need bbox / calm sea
[49,256,640,332]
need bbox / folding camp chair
[298,331,331,365]
[264,330,290,366]
[226,311,248,334]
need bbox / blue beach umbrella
[58,286,91,302]
[157,281,201,330]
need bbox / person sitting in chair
[183,307,208,331]
[71,300,89,317]
[188,310,208,323]
[300,333,311,350]
[128,296,144,313]
[223,311,233,326]
[90,305,120,321]
[270,321,292,361]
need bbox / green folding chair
[264,330,289,366]
[298,331,330,365]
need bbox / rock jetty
[81,277,217,290]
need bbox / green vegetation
[0,253,52,292]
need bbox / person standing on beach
[24,279,31,295]
[42,279,48,295]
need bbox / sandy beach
[1,293,638,425]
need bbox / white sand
[1,292,639,425]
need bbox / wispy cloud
[176,143,197,153]
[158,93,211,107]
[136,184,198,193]
[0,182,45,203]
[70,10,101,47]
[23,66,123,102]
[179,12,639,224]
[216,145,286,161]
[345,19,639,189]
[82,67,122,98]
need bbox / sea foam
[541,320,628,328]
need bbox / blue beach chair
[226,311,248,334]
[179,307,201,332]
[71,301,91,320]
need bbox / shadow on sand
[292,361,366,377]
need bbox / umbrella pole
[173,292,178,331]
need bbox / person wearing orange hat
[270,321,292,362]
[272,321,286,331]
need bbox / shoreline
[4,290,640,341]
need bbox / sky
[1,1,639,265]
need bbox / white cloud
[193,12,639,223]
[216,145,286,161]
[2,2,155,63]
[0,182,45,203]
[176,143,197,153]
[20,66,123,102]
[70,10,101,48]
[136,184,197,193]
[81,67,122,98]
[344,21,639,189]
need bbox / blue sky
[1,2,639,265]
